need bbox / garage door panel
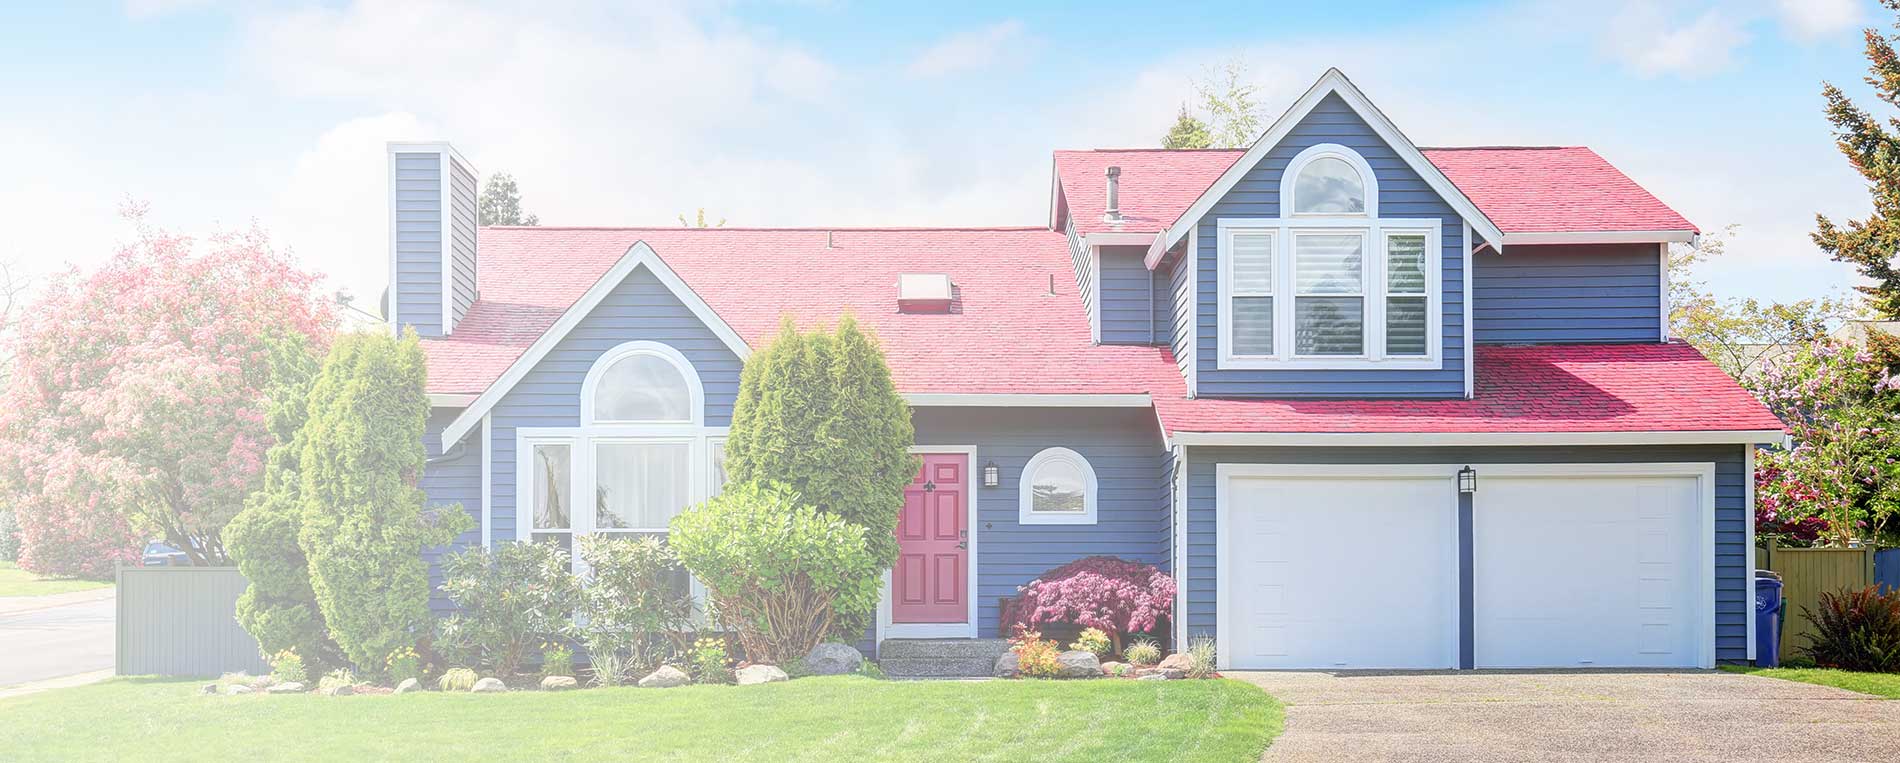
[1225,475,1456,670]
[1476,475,1702,668]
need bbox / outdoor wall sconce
[1457,466,1477,494]
[982,460,1000,488]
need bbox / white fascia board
[1085,231,1160,247]
[1048,157,1064,231]
[429,393,477,408]
[1151,69,1507,263]
[1500,230,1697,246]
[1168,429,1787,447]
[1462,221,1475,399]
[387,141,475,173]
[440,241,752,446]
[903,393,1152,408]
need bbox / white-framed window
[1215,143,1442,370]
[581,341,704,426]
[1019,447,1098,526]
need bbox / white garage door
[1221,469,1457,669]
[1475,471,1708,668]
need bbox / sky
[0,0,1886,311]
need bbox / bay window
[1216,143,1442,369]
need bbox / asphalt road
[0,593,114,688]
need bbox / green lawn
[0,675,1282,762]
[1721,665,1900,698]
[0,561,112,597]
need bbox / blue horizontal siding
[912,407,1168,637]
[1473,243,1662,344]
[1183,445,1748,664]
[394,151,444,337]
[1191,93,1466,398]
[422,408,483,613]
[1099,245,1158,345]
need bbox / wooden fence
[116,566,268,677]
[1760,542,1876,662]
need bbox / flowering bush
[1003,556,1175,652]
[1748,337,1900,547]
[1008,626,1061,679]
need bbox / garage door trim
[1470,461,1717,669]
[1214,463,1463,670]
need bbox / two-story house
[401,69,1782,672]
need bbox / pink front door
[892,454,967,624]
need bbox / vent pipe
[1103,166,1122,222]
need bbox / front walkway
[1231,669,1900,763]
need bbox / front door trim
[878,446,980,640]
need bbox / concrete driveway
[1232,669,1900,763]
[0,590,114,690]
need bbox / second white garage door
[1219,467,1458,670]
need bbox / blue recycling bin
[1755,573,1783,667]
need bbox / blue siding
[1190,93,1466,398]
[1099,245,1158,344]
[912,407,1168,637]
[484,266,743,547]
[1183,444,1749,663]
[1473,243,1662,344]
[447,155,479,331]
[422,408,483,612]
[1152,260,1173,344]
[393,151,444,337]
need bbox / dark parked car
[141,541,189,566]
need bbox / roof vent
[897,273,953,313]
[1103,166,1122,223]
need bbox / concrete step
[878,656,999,679]
[876,638,1009,660]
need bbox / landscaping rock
[200,682,219,695]
[319,683,354,697]
[638,666,689,688]
[265,682,306,694]
[1137,672,1169,681]
[541,675,579,691]
[804,643,864,676]
[470,677,507,693]
[1101,661,1127,676]
[993,651,1019,677]
[1156,653,1191,672]
[1162,669,1186,680]
[394,678,420,694]
[1055,650,1101,679]
[220,684,253,696]
[736,664,788,685]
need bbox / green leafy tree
[1196,59,1263,149]
[296,330,472,675]
[1668,224,1860,378]
[1750,336,1900,547]
[1816,2,1900,318]
[478,172,539,227]
[678,208,726,228]
[1161,104,1213,149]
[225,330,341,667]
[723,315,916,633]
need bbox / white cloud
[1603,2,1752,79]
[905,20,1028,79]
[1775,0,1861,40]
[267,112,432,309]
[123,0,216,19]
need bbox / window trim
[1282,143,1378,218]
[1216,218,1443,371]
[580,340,705,426]
[1018,447,1099,526]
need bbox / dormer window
[1216,143,1440,370]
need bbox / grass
[1721,664,1900,699]
[0,675,1283,762]
[0,561,112,598]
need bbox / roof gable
[1146,68,1506,267]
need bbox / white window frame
[580,340,705,426]
[1285,143,1378,218]
[1216,144,1442,370]
[1019,446,1099,526]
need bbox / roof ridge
[481,225,1057,232]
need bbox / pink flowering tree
[1003,556,1175,653]
[1748,337,1900,547]
[0,205,333,577]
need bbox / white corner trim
[1091,245,1103,343]
[1463,221,1475,399]
[902,393,1152,408]
[1148,68,1506,266]
[578,340,705,427]
[1745,444,1757,662]
[440,241,751,446]
[1185,226,1198,398]
[386,146,400,332]
[429,393,477,408]
[879,446,981,640]
[480,414,492,549]
[1168,430,1787,447]
[1019,446,1099,525]
[439,149,453,335]
[1659,242,1671,342]
[1172,444,1189,648]
[1500,230,1698,246]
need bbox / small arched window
[1285,143,1375,216]
[1019,447,1098,525]
[582,341,703,425]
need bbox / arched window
[582,341,703,425]
[1284,143,1376,216]
[1019,447,1098,525]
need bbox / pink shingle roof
[1051,146,1695,237]
[1152,341,1780,435]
